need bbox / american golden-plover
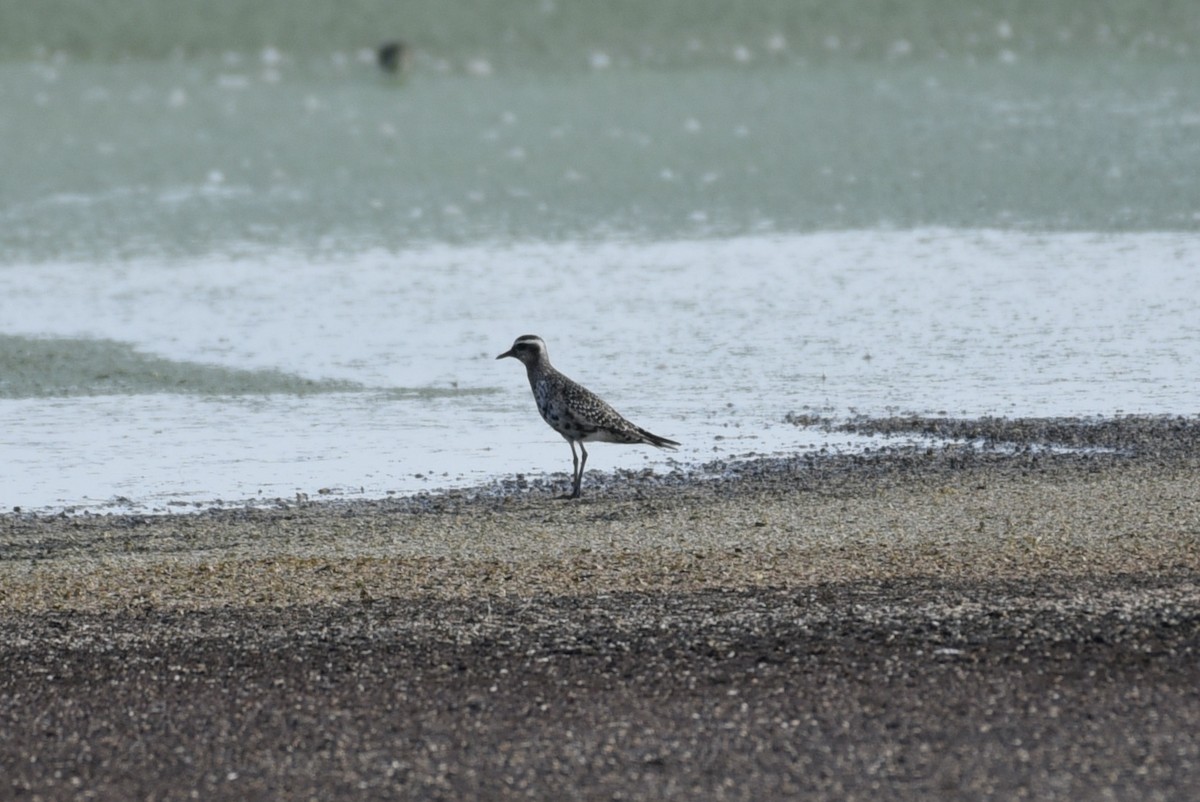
[497,334,680,498]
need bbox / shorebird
[497,335,680,498]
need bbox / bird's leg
[564,440,580,499]
[572,442,588,499]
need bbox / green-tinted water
[5,58,1198,261]
[0,334,365,397]
[3,2,1199,261]
[3,0,1197,65]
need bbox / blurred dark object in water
[377,41,410,74]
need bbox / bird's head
[496,334,548,367]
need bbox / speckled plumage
[498,335,680,498]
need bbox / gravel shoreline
[2,415,1198,800]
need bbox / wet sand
[2,416,1199,800]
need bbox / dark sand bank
[2,416,1198,800]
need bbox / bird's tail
[638,428,680,450]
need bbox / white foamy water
[1,229,1197,512]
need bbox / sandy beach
[2,416,1198,800]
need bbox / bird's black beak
[496,348,515,360]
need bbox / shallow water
[6,57,1200,260]
[2,231,1197,511]
[2,2,1198,511]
